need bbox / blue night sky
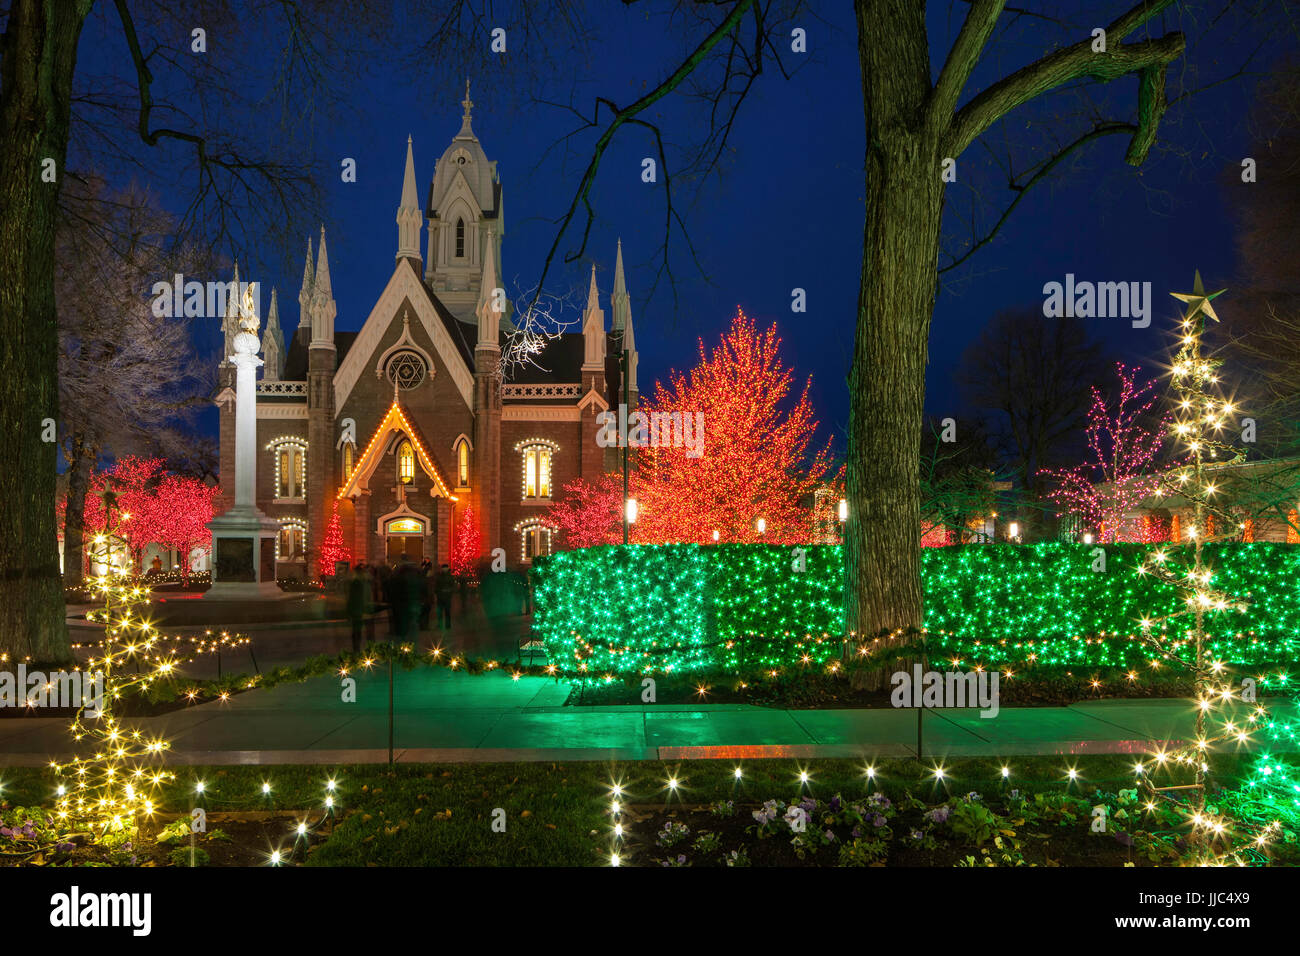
[72,2,1291,461]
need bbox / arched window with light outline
[515,520,554,563]
[277,519,307,562]
[267,437,307,500]
[516,439,557,501]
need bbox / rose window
[385,351,427,390]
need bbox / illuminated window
[521,525,552,561]
[455,218,465,258]
[397,440,415,484]
[277,522,306,561]
[386,517,423,535]
[269,440,306,499]
[456,439,470,488]
[342,441,356,482]
[521,444,552,499]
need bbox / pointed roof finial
[315,225,332,296]
[458,77,475,137]
[586,263,600,312]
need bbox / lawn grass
[0,753,1262,866]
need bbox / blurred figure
[419,558,434,630]
[346,562,373,654]
[435,563,454,629]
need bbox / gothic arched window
[277,521,306,561]
[455,218,465,258]
[396,440,415,484]
[342,441,356,482]
[455,438,470,488]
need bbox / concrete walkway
[0,667,1294,766]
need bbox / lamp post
[756,517,766,536]
[620,347,631,545]
[625,497,638,541]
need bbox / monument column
[205,286,281,599]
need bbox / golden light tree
[51,484,181,836]
[1136,273,1281,863]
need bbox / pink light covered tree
[1041,363,1169,543]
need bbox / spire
[476,228,502,347]
[458,78,475,138]
[611,241,637,395]
[297,236,314,339]
[261,288,285,380]
[315,226,332,297]
[582,263,605,370]
[397,136,423,261]
[310,226,336,348]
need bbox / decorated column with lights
[206,284,281,599]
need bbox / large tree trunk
[845,1,943,642]
[0,0,92,664]
[61,432,94,587]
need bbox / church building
[214,88,640,578]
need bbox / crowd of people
[342,555,531,654]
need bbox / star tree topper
[1170,270,1225,323]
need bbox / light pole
[620,347,631,545]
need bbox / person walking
[435,563,455,629]
[345,562,372,654]
[418,559,434,630]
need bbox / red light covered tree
[1041,363,1169,543]
[150,474,216,584]
[79,457,167,573]
[450,506,482,579]
[549,309,835,546]
[319,501,351,576]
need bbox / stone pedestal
[206,507,281,600]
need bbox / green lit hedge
[531,542,1300,680]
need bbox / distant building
[215,88,640,578]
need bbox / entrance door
[386,535,424,563]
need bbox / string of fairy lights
[49,491,185,834]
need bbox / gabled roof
[337,399,456,500]
[333,256,476,411]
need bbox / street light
[838,499,847,522]
[756,517,767,535]
[625,498,638,525]
[1082,532,1094,545]
[711,529,719,542]
[1009,521,1019,541]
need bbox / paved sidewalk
[0,669,1293,766]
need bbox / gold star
[1171,270,1226,323]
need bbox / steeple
[310,226,336,348]
[476,228,502,348]
[297,236,314,340]
[396,135,423,262]
[220,260,241,365]
[611,241,637,395]
[261,288,284,381]
[582,263,605,370]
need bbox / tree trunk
[61,432,94,588]
[0,0,92,664]
[845,1,943,643]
